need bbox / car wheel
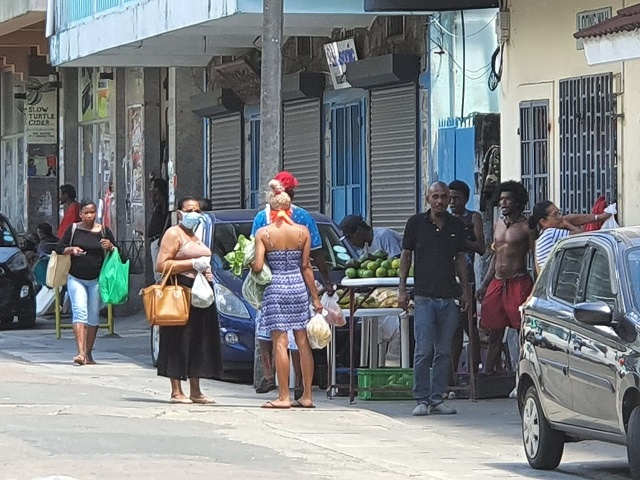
[150,325,160,367]
[522,385,564,470]
[627,406,640,479]
[17,311,36,328]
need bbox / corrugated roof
[575,3,640,39]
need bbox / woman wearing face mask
[155,197,222,404]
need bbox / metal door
[370,84,417,231]
[283,100,322,212]
[559,73,617,214]
[208,113,243,209]
[520,100,549,214]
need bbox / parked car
[150,209,355,371]
[519,227,640,479]
[0,212,37,328]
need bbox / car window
[626,248,640,310]
[317,223,352,270]
[553,246,587,303]
[0,219,17,247]
[584,250,616,309]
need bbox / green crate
[357,368,414,401]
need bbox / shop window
[386,16,405,38]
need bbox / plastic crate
[357,368,414,401]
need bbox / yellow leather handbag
[140,265,191,327]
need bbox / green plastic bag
[99,248,130,305]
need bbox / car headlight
[7,252,28,271]
[214,283,250,319]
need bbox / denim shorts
[67,275,101,326]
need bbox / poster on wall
[97,78,112,119]
[324,39,358,90]
[79,68,96,122]
[25,77,58,145]
[127,104,144,205]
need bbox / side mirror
[574,302,613,326]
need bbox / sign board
[576,7,613,50]
[364,0,499,11]
[26,77,57,145]
[324,39,359,90]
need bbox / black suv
[0,213,36,328]
[519,227,640,478]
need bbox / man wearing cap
[340,215,403,367]
[339,215,403,258]
[251,171,334,395]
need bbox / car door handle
[525,332,545,346]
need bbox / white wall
[500,0,624,212]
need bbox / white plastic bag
[306,313,332,349]
[320,292,346,327]
[242,272,266,310]
[602,203,619,230]
[191,272,214,308]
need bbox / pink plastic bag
[321,293,346,327]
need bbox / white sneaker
[412,403,430,416]
[429,402,457,415]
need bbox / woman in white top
[530,200,612,274]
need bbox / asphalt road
[0,315,632,480]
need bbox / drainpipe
[46,0,55,37]
[258,0,283,194]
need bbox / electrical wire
[432,12,497,39]
[430,38,492,76]
[488,42,504,92]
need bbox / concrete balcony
[49,0,384,66]
[0,0,47,35]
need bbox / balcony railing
[56,0,142,31]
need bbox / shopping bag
[46,251,71,288]
[242,271,266,310]
[306,313,332,349]
[99,248,130,305]
[191,272,214,308]
[602,203,620,230]
[320,292,346,327]
[33,257,49,286]
[140,264,191,327]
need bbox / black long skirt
[157,275,223,381]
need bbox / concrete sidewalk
[0,317,632,480]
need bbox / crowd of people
[33,170,613,412]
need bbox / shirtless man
[477,181,534,374]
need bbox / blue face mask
[180,211,203,230]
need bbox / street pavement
[0,314,632,480]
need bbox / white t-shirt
[359,227,403,258]
[535,228,570,270]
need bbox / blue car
[150,209,355,373]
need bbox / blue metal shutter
[370,84,417,231]
[283,100,322,212]
[208,113,242,209]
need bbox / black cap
[339,215,367,239]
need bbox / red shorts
[480,275,533,330]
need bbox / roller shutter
[283,100,322,212]
[208,113,242,209]
[370,84,417,231]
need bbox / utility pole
[253,0,283,391]
[258,0,283,195]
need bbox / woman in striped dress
[252,180,322,409]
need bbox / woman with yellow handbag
[155,197,222,404]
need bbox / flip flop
[261,401,291,409]
[170,397,193,404]
[190,396,216,405]
[292,401,316,409]
[73,355,85,366]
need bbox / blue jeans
[413,296,460,405]
[67,275,100,326]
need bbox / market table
[327,277,413,403]
[327,277,478,403]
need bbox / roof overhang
[364,0,499,11]
[0,0,46,36]
[50,0,403,67]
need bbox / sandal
[190,396,216,405]
[261,400,291,409]
[73,355,85,366]
[170,396,193,404]
[292,400,316,409]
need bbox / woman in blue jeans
[57,200,115,365]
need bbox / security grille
[559,73,617,214]
[520,100,549,214]
[208,114,243,209]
